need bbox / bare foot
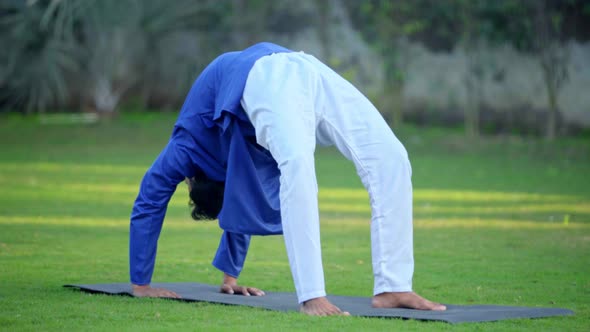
[372,292,446,311]
[300,297,350,316]
[132,285,181,299]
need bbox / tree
[459,1,481,138]
[0,0,218,115]
[349,0,430,128]
[0,0,79,113]
[458,0,496,139]
[230,0,271,49]
[531,0,569,140]
[70,0,218,115]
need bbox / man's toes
[316,308,329,316]
[432,303,447,311]
[322,308,336,316]
[418,298,447,311]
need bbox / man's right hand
[132,284,181,298]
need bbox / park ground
[0,113,589,331]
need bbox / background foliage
[1,0,589,138]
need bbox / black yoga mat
[65,282,573,324]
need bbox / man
[130,42,446,316]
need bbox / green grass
[0,113,589,331]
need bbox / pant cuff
[373,284,412,296]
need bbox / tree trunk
[317,1,331,61]
[545,70,558,140]
[91,77,123,118]
[533,1,567,141]
[464,52,480,139]
[390,82,404,129]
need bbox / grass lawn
[0,113,589,331]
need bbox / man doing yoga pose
[129,42,446,315]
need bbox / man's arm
[129,133,195,296]
[212,230,250,278]
[213,231,264,296]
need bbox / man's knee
[277,150,314,171]
[374,141,411,176]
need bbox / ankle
[303,296,327,305]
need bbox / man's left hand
[220,273,265,296]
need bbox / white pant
[241,52,414,303]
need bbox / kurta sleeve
[212,231,251,277]
[129,134,195,285]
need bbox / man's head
[186,174,225,220]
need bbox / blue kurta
[130,42,292,285]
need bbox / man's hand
[220,273,265,296]
[132,284,181,299]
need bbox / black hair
[188,172,225,221]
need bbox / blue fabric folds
[130,42,291,284]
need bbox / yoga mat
[65,282,573,324]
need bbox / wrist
[223,273,237,285]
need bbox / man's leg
[241,53,348,315]
[305,54,445,310]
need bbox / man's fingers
[220,284,265,296]
[248,287,265,296]
[220,284,235,294]
[239,286,251,296]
